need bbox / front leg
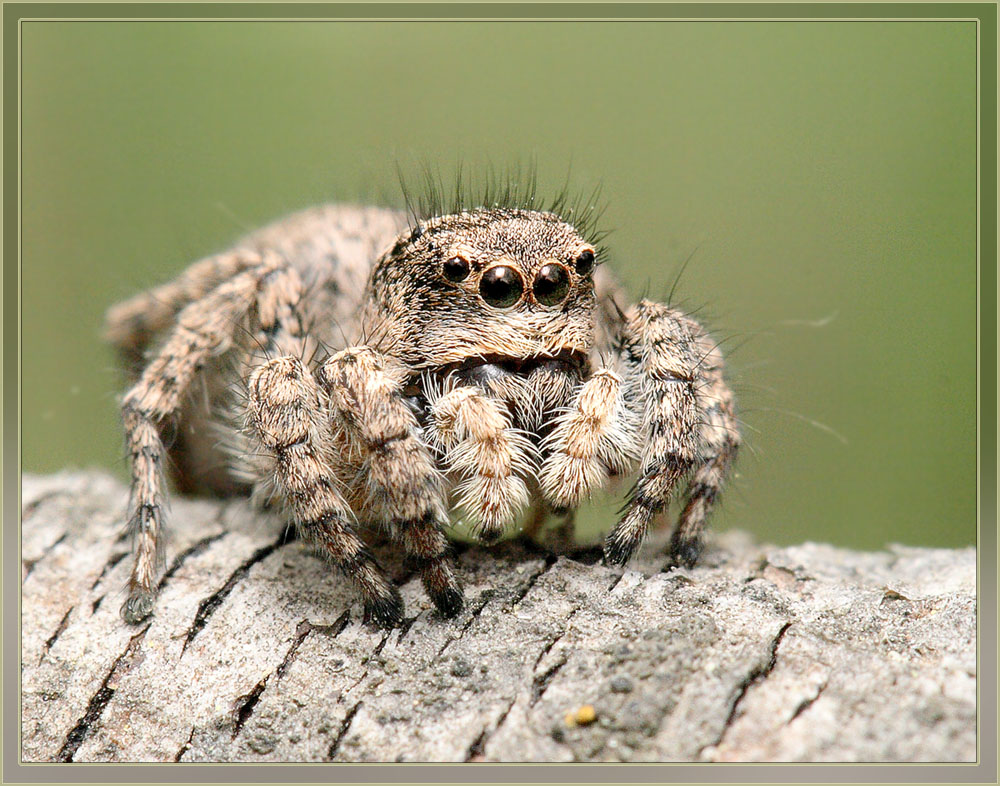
[604,300,738,567]
[247,356,404,627]
[318,348,464,618]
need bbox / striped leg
[317,348,463,618]
[105,249,259,368]
[670,328,740,566]
[247,356,404,628]
[604,300,735,567]
[118,252,282,623]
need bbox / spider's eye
[575,249,596,275]
[533,263,571,306]
[443,255,471,282]
[479,265,524,308]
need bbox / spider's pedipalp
[425,384,535,543]
[317,347,463,619]
[538,367,639,511]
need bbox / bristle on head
[395,160,611,251]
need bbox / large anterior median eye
[533,263,571,306]
[479,265,524,308]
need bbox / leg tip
[363,588,404,629]
[431,584,465,618]
[602,535,636,567]
[120,590,155,625]
[668,536,703,569]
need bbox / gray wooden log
[21,470,975,763]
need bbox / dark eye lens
[479,265,524,308]
[443,255,470,282]
[533,263,571,306]
[575,249,596,275]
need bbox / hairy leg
[670,327,740,566]
[425,384,535,543]
[604,300,709,566]
[318,348,463,618]
[538,368,638,511]
[105,249,260,368]
[246,355,404,627]
[118,251,282,622]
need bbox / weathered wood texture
[21,470,976,763]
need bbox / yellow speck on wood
[565,704,597,727]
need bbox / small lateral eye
[575,249,596,275]
[479,265,524,308]
[533,263,571,306]
[443,255,471,282]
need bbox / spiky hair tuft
[395,160,612,251]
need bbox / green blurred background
[20,21,977,550]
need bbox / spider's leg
[317,348,463,618]
[117,251,280,623]
[425,385,535,544]
[538,368,638,511]
[105,249,259,370]
[247,355,404,628]
[604,300,738,567]
[670,327,740,567]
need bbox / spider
[105,192,739,629]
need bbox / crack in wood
[529,598,585,706]
[22,533,68,582]
[174,727,196,761]
[180,537,287,654]
[232,678,268,739]
[371,631,392,658]
[90,551,127,590]
[41,607,73,663]
[787,679,828,724]
[432,554,557,658]
[22,490,71,521]
[276,611,351,681]
[464,695,517,762]
[56,624,150,761]
[158,531,227,589]
[326,701,362,760]
[607,570,627,592]
[395,614,419,643]
[701,620,793,756]
[280,615,344,679]
[507,555,558,611]
[230,611,352,741]
[531,655,568,706]
[436,587,496,658]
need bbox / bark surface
[21,471,976,763]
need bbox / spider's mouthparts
[445,348,589,377]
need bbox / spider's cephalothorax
[105,202,739,629]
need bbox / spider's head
[363,208,598,373]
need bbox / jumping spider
[105,197,739,628]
